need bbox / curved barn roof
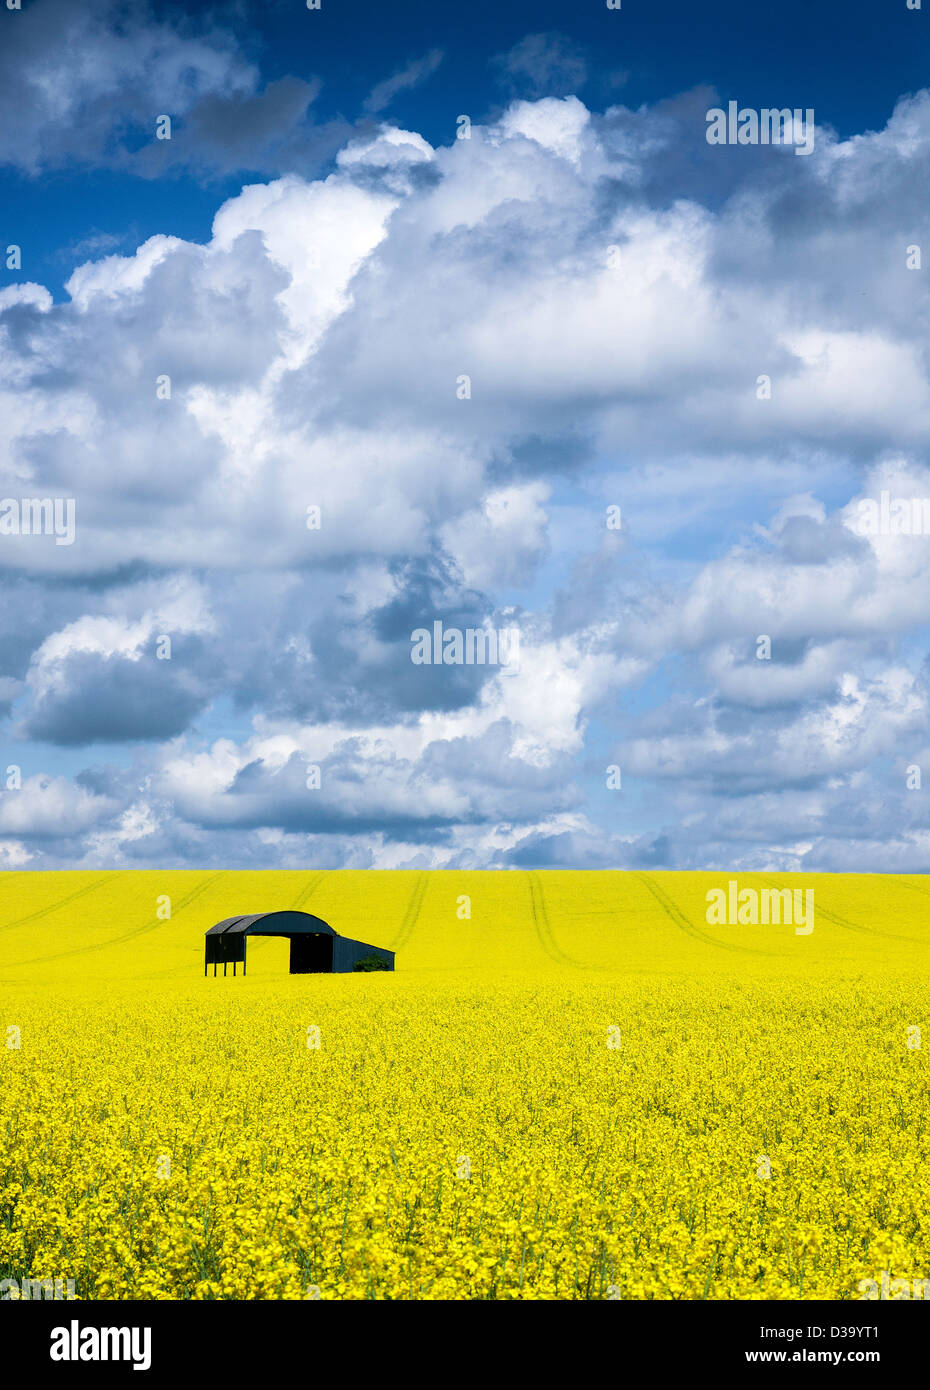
[206,911,337,937]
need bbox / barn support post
[224,962,227,977]
[233,961,237,977]
[213,963,217,977]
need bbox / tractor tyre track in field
[11,872,227,967]
[291,872,326,911]
[635,873,778,956]
[875,877,930,928]
[0,873,123,934]
[390,873,428,954]
[889,878,930,898]
[528,873,590,969]
[806,904,918,944]
[758,875,919,944]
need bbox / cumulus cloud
[0,775,117,840]
[4,72,930,869]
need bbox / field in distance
[3,868,929,987]
[1,870,928,1300]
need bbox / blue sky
[1,0,930,871]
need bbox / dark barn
[204,911,395,976]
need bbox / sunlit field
[2,870,928,1299]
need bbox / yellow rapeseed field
[1,869,929,1300]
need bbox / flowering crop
[1,870,928,1299]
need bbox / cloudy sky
[1,0,929,871]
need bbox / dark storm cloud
[23,644,214,745]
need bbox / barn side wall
[332,937,395,972]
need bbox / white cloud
[499,96,591,164]
[0,776,116,838]
[4,84,930,868]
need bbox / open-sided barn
[204,910,394,976]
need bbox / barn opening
[241,933,290,976]
[289,932,333,973]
